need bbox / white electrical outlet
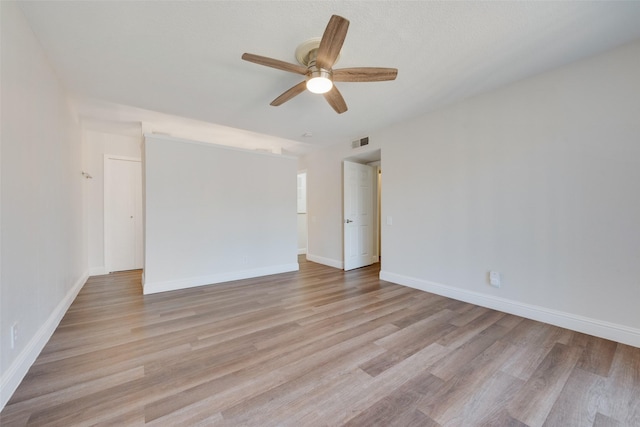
[489,271,501,288]
[10,322,18,349]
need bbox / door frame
[104,154,142,273]
[342,150,382,270]
[343,160,376,271]
[297,170,308,255]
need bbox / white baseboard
[380,270,640,348]
[142,263,300,295]
[298,248,307,255]
[306,253,343,269]
[1,270,89,410]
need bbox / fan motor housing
[295,38,341,67]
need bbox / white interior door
[105,157,143,272]
[343,161,374,270]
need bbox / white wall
[303,40,640,346]
[143,134,298,294]
[1,2,87,408]
[83,123,142,274]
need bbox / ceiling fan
[242,15,398,114]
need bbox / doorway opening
[104,155,143,273]
[343,149,381,271]
[297,171,308,255]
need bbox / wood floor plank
[91,409,146,426]
[436,309,507,349]
[501,322,574,381]
[597,343,640,425]
[388,294,456,329]
[144,323,399,422]
[220,343,385,425]
[10,336,192,403]
[418,340,521,424]
[2,256,638,426]
[478,410,529,427]
[593,412,622,427]
[574,334,619,377]
[24,375,154,426]
[429,323,511,381]
[445,370,524,426]
[543,367,606,427]
[496,312,526,329]
[507,342,584,426]
[0,367,144,419]
[374,308,457,351]
[449,304,490,327]
[360,307,457,377]
[253,291,418,352]
[342,372,443,427]
[296,341,452,425]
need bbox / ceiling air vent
[352,137,369,149]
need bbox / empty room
[1,1,639,426]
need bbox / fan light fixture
[306,69,333,94]
[241,15,398,114]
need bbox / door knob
[345,219,353,223]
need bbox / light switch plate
[489,271,501,288]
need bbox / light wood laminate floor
[1,257,639,426]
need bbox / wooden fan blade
[333,67,398,82]
[316,15,349,70]
[270,81,307,106]
[323,85,348,114]
[242,53,307,75]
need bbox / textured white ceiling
[17,1,640,153]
